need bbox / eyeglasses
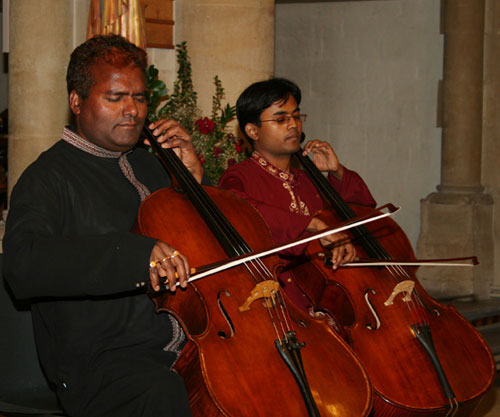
[260,114,307,125]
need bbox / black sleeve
[3,169,157,300]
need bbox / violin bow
[340,256,479,267]
[138,203,399,290]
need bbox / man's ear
[245,123,259,142]
[69,90,82,115]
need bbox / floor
[1,379,499,417]
[475,379,500,416]
[2,301,500,417]
[454,299,500,416]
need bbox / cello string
[393,266,431,328]
[297,150,390,259]
[243,259,294,333]
[299,147,435,334]
[242,246,296,332]
[243,260,285,340]
[297,151,433,328]
[173,162,297,335]
[145,125,254,259]
[239,251,295,333]
[259,261,295,333]
[300,148,431,332]
[299,148,428,327]
[146,128,295,339]
[377,263,430,327]
[445,397,458,416]
[391,264,431,327]
[384,265,430,327]
[275,286,295,336]
[262,294,283,341]
[177,165,295,334]
[165,147,252,258]
[296,144,481,417]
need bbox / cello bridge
[384,280,415,306]
[239,280,280,312]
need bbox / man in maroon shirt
[219,77,376,311]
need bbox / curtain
[87,0,146,50]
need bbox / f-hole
[217,290,234,339]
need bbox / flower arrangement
[146,42,245,184]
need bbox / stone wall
[275,0,443,249]
[483,0,500,295]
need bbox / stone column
[8,1,73,196]
[417,0,493,300]
[174,0,275,116]
[482,0,500,295]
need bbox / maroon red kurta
[219,152,376,310]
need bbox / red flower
[213,146,223,158]
[198,154,205,165]
[228,158,236,166]
[235,139,243,153]
[195,117,216,134]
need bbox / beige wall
[8,0,74,194]
[142,1,276,121]
[175,0,275,117]
[77,0,274,129]
[6,0,274,192]
[483,0,500,294]
[275,0,443,248]
[0,12,8,113]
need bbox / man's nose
[123,97,138,117]
[287,115,299,128]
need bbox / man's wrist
[329,164,344,181]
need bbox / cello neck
[294,150,356,222]
[294,149,389,260]
[143,119,251,258]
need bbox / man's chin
[113,134,141,152]
[286,139,301,152]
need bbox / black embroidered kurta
[3,134,190,416]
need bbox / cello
[134,124,372,416]
[289,147,496,416]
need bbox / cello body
[287,149,496,416]
[135,186,372,416]
[290,205,496,416]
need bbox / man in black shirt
[3,35,199,417]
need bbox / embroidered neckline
[62,127,122,158]
[251,151,295,183]
[250,151,309,216]
[61,127,151,201]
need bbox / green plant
[146,42,245,184]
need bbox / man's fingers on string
[177,253,191,288]
[149,250,191,290]
[149,250,196,291]
[330,247,341,270]
[148,266,161,292]
[161,260,178,292]
[345,244,357,263]
[171,258,188,288]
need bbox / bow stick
[138,203,399,290]
[339,256,479,267]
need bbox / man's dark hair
[66,34,147,98]
[236,77,301,141]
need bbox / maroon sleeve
[219,169,311,256]
[328,166,376,207]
